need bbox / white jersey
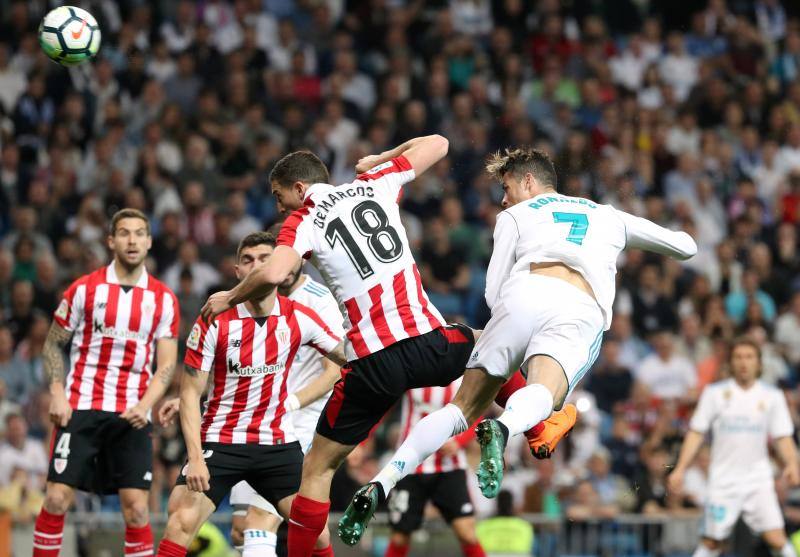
[286,276,345,446]
[277,156,445,361]
[487,193,697,329]
[690,379,794,490]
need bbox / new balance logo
[97,302,107,310]
[231,339,242,348]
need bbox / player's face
[271,181,305,214]
[236,244,274,279]
[730,344,761,384]
[500,172,537,208]
[109,217,151,269]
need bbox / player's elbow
[675,232,698,260]
[430,134,449,158]
[261,264,288,286]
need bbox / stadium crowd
[3,0,800,552]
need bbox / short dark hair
[236,232,276,260]
[110,208,150,236]
[269,151,330,189]
[729,336,762,363]
[486,147,557,190]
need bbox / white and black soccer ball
[38,6,101,66]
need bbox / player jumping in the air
[199,136,529,556]
[668,338,800,557]
[155,233,346,557]
[159,254,344,557]
[340,146,697,544]
[34,209,179,557]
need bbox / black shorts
[387,470,474,533]
[176,442,303,508]
[317,324,475,446]
[47,410,153,494]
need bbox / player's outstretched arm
[287,359,342,412]
[43,322,73,427]
[180,365,211,492]
[355,134,449,177]
[122,338,178,428]
[617,209,698,261]
[200,246,301,322]
[666,429,705,493]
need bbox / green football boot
[476,419,506,498]
[337,482,382,546]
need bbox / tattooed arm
[44,323,74,427]
[121,337,178,429]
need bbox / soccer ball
[38,6,101,66]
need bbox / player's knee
[702,537,723,551]
[230,523,244,548]
[44,485,73,514]
[122,499,149,527]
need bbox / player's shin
[242,530,277,557]
[372,403,468,496]
[496,384,554,438]
[33,508,65,557]
[124,524,154,557]
[287,495,330,557]
[772,542,798,557]
[155,539,186,557]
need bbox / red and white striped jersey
[184,296,341,445]
[277,156,445,361]
[53,263,179,412]
[398,378,469,474]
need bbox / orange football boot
[524,403,578,459]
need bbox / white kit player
[351,146,698,539]
[669,338,800,557]
[159,259,343,555]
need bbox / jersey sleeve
[614,208,698,261]
[184,317,218,373]
[277,207,315,259]
[53,277,86,333]
[484,211,520,312]
[294,302,342,355]
[155,289,180,339]
[355,156,415,202]
[689,386,715,434]
[769,389,795,439]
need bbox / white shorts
[229,419,317,514]
[702,482,784,540]
[468,273,604,390]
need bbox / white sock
[242,529,277,557]
[692,544,721,557]
[776,542,797,557]
[372,403,468,496]
[496,384,554,437]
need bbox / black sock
[496,420,510,445]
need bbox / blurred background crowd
[3,0,800,553]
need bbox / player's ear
[293,181,306,198]
[106,233,115,250]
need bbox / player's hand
[158,398,180,427]
[49,390,73,428]
[440,439,460,457]
[201,291,233,324]
[783,464,800,487]
[666,469,684,494]
[186,458,211,492]
[355,155,383,174]
[121,404,149,429]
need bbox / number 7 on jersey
[552,212,589,246]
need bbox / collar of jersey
[235,298,283,320]
[303,183,332,203]
[106,262,148,289]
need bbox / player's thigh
[46,410,103,491]
[165,485,216,537]
[244,505,282,532]
[246,443,304,510]
[406,323,476,389]
[430,470,475,527]
[701,490,743,542]
[387,475,428,534]
[104,418,154,491]
[743,484,785,537]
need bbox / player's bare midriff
[529,262,596,301]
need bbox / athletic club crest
[54,458,67,474]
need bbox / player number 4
[552,212,589,246]
[55,433,71,458]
